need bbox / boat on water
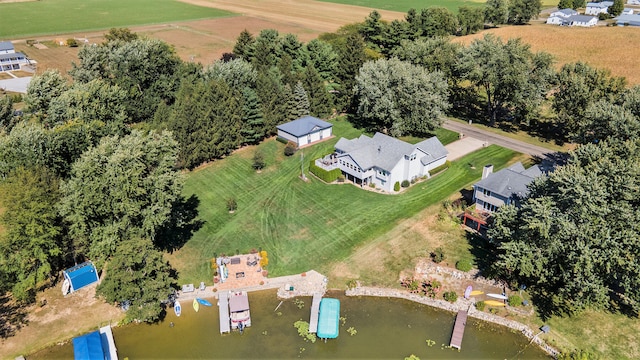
[484,300,506,307]
[317,298,340,340]
[174,300,182,317]
[464,285,472,299]
[229,291,251,331]
[193,298,200,312]
[197,298,213,307]
[487,293,508,300]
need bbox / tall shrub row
[309,161,342,183]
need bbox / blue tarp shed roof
[73,330,105,360]
[64,261,99,293]
[317,298,340,339]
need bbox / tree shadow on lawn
[154,194,204,253]
[0,293,28,339]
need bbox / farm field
[0,0,234,39]
[317,0,484,12]
[168,118,518,284]
[455,23,640,85]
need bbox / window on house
[483,189,491,197]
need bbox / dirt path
[178,0,405,33]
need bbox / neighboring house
[628,0,640,5]
[0,41,30,72]
[622,8,634,14]
[317,132,448,192]
[276,116,333,148]
[585,1,613,15]
[615,13,640,25]
[472,162,547,213]
[547,8,579,21]
[567,14,599,26]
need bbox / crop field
[169,118,518,284]
[0,0,234,39]
[318,0,484,12]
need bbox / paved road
[443,120,556,158]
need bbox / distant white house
[546,8,579,24]
[0,41,30,72]
[628,0,640,5]
[315,132,448,192]
[622,8,634,15]
[615,13,640,25]
[276,116,333,148]
[585,1,613,15]
[567,14,599,26]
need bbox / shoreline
[345,286,559,358]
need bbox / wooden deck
[218,291,231,334]
[449,310,468,350]
[308,293,322,333]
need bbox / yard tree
[354,58,449,136]
[293,81,310,118]
[608,0,624,16]
[252,29,281,70]
[489,138,640,316]
[24,69,68,121]
[458,6,485,35]
[233,29,255,60]
[457,34,554,126]
[552,62,626,140]
[279,33,307,71]
[360,10,387,54]
[619,85,640,118]
[557,0,574,9]
[103,27,138,42]
[303,39,338,82]
[484,0,509,26]
[574,100,640,144]
[0,96,13,130]
[419,7,458,37]
[0,122,49,179]
[96,237,175,323]
[334,31,366,112]
[47,79,128,126]
[508,0,542,24]
[302,64,333,118]
[203,58,258,90]
[69,38,183,123]
[383,19,412,55]
[0,167,65,303]
[256,67,290,135]
[58,130,184,267]
[240,87,265,145]
[572,0,586,9]
[391,37,462,83]
[278,54,299,87]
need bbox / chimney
[378,146,381,153]
[482,164,494,179]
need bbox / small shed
[63,261,99,295]
[276,116,333,148]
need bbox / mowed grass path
[172,119,517,283]
[317,0,484,12]
[0,0,234,39]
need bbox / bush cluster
[429,161,451,176]
[475,300,486,311]
[284,143,296,156]
[455,259,473,272]
[394,181,400,191]
[431,247,445,263]
[276,136,289,144]
[508,295,523,307]
[309,160,342,183]
[401,180,410,188]
[443,291,458,303]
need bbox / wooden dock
[308,293,322,333]
[99,325,118,360]
[218,291,230,334]
[449,310,468,350]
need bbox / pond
[30,290,549,359]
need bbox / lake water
[30,290,549,359]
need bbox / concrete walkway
[0,76,32,93]
[445,136,487,161]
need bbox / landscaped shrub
[455,259,473,272]
[443,291,458,303]
[508,295,522,307]
[259,250,269,268]
[369,182,376,188]
[284,143,296,156]
[475,301,486,311]
[252,150,265,170]
[338,175,345,182]
[401,180,410,188]
[394,181,400,191]
[67,38,79,47]
[276,136,289,144]
[226,198,237,212]
[431,247,445,263]
[309,160,341,183]
[429,161,451,176]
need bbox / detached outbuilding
[62,261,99,295]
[276,116,333,148]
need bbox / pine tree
[608,0,624,16]
[293,81,310,119]
[283,84,297,121]
[240,87,265,144]
[303,65,333,118]
[334,32,366,112]
[233,29,255,60]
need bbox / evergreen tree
[283,83,297,121]
[233,29,255,60]
[278,54,298,87]
[303,65,333,118]
[240,88,265,145]
[304,39,338,82]
[256,67,288,136]
[252,29,280,70]
[334,32,366,112]
[0,95,14,131]
[557,0,574,9]
[293,81,310,118]
[608,0,624,16]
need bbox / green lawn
[173,118,518,284]
[0,0,234,39]
[316,0,485,13]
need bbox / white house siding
[473,186,510,212]
[571,18,597,26]
[546,16,564,24]
[425,157,447,173]
[277,129,299,145]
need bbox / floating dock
[449,310,468,350]
[308,293,322,334]
[99,325,118,360]
[218,291,231,334]
[317,298,340,339]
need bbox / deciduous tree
[24,69,68,121]
[508,0,542,24]
[485,0,509,26]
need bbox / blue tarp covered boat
[197,298,212,307]
[317,298,340,339]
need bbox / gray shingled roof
[474,162,544,199]
[0,52,26,61]
[335,132,447,172]
[557,8,578,15]
[587,1,612,7]
[615,14,640,25]
[569,15,597,22]
[276,116,332,137]
[0,42,13,52]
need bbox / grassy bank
[0,0,234,39]
[170,118,518,284]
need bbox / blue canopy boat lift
[72,325,118,360]
[316,298,340,340]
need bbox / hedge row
[429,160,451,176]
[309,160,342,183]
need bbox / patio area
[213,253,267,291]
